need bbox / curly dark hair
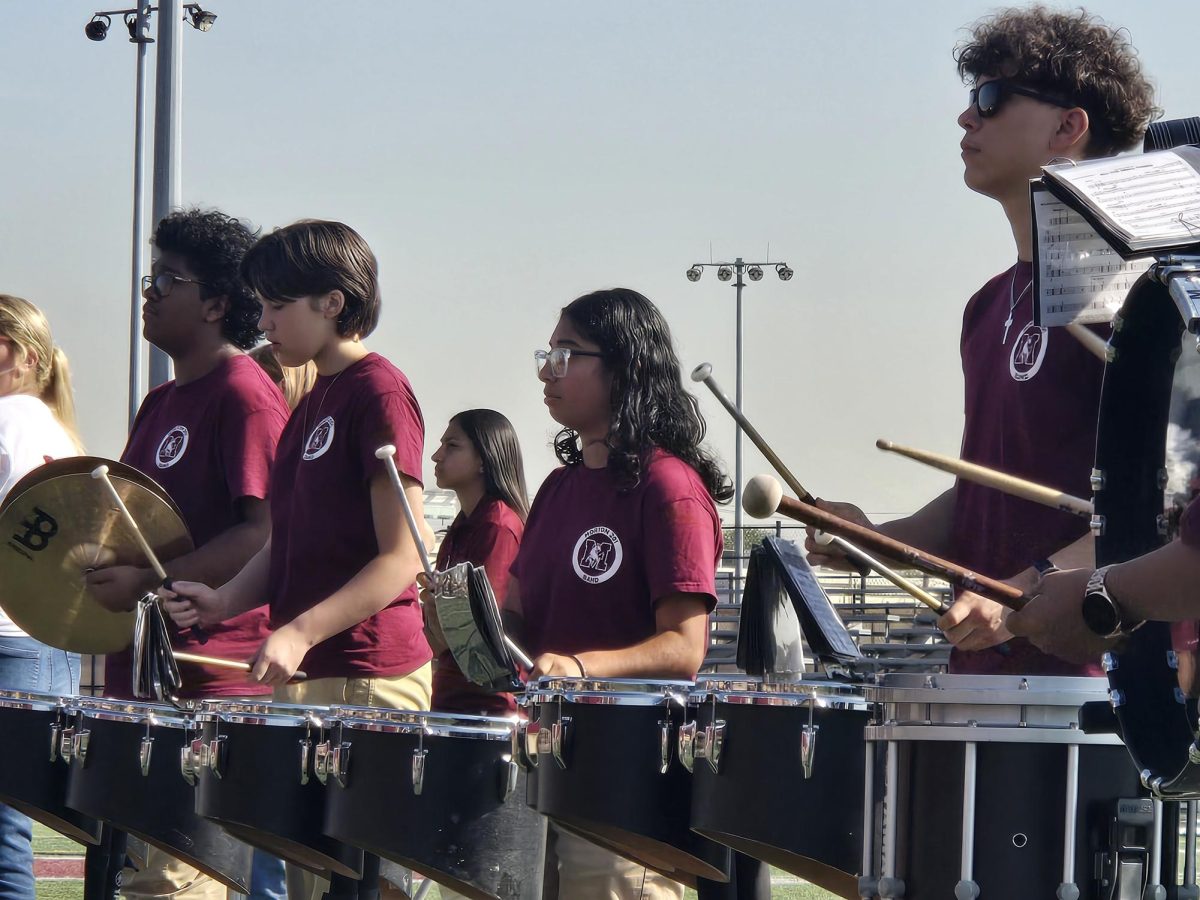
[153,209,263,349]
[553,288,732,503]
[954,6,1159,157]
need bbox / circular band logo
[572,525,623,584]
[1010,323,1049,382]
[303,416,336,461]
[155,426,189,469]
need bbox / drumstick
[813,531,949,614]
[690,363,817,503]
[91,465,209,643]
[374,446,536,670]
[172,651,306,681]
[1066,322,1109,362]
[744,474,1030,611]
[875,439,1093,519]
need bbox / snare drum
[862,674,1147,900]
[191,700,362,879]
[0,691,100,845]
[62,697,253,893]
[321,706,545,900]
[525,677,730,886]
[685,678,870,898]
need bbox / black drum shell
[194,717,362,879]
[532,697,730,886]
[0,703,101,845]
[885,739,1144,897]
[64,712,253,893]
[323,726,545,900]
[689,699,868,898]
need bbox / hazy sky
[3,1,1197,519]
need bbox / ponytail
[43,347,83,452]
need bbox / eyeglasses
[534,347,603,378]
[141,272,210,298]
[969,79,1074,119]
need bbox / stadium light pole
[686,258,794,594]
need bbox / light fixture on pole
[86,2,217,424]
[686,256,792,594]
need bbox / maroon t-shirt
[950,261,1106,675]
[511,450,721,660]
[432,497,523,715]
[107,354,288,698]
[267,352,431,679]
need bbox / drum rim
[688,678,868,707]
[71,697,194,726]
[528,676,693,705]
[0,690,71,711]
[326,705,518,738]
[196,699,326,726]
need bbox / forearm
[572,630,705,681]
[1107,539,1200,623]
[283,550,423,648]
[1006,532,1094,594]
[214,541,273,618]
[162,521,270,588]
[875,487,958,560]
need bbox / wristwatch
[1081,565,1143,639]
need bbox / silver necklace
[1002,268,1032,345]
[301,367,347,445]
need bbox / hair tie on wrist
[569,654,588,678]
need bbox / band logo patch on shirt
[302,416,336,461]
[1010,323,1049,382]
[572,525,623,585]
[155,426,189,468]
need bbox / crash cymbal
[0,458,192,654]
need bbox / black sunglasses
[970,79,1074,118]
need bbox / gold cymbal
[0,458,193,653]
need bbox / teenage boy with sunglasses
[85,209,290,900]
[806,7,1157,674]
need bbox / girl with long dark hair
[427,408,528,715]
[507,287,730,899]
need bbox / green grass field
[31,823,840,898]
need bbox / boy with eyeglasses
[85,209,290,899]
[806,6,1158,675]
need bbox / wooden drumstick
[875,439,1092,519]
[374,445,536,671]
[690,363,817,503]
[173,651,306,681]
[812,531,949,614]
[744,474,1030,611]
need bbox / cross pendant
[1002,313,1013,344]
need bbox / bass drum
[1091,267,1200,798]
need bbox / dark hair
[450,409,530,520]
[955,6,1159,157]
[553,288,732,502]
[240,220,381,338]
[153,209,263,349]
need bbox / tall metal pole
[733,257,745,594]
[127,3,151,428]
[149,0,184,388]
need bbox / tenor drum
[862,674,1147,900]
[685,678,869,898]
[0,691,100,845]
[525,677,730,886]
[62,697,253,893]
[191,700,362,879]
[321,706,545,900]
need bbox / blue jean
[248,850,287,900]
[0,637,80,900]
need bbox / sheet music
[1045,150,1200,242]
[1031,184,1151,327]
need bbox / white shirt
[0,394,79,637]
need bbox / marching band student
[423,409,528,716]
[85,209,290,900]
[164,219,433,900]
[505,287,730,900]
[0,295,82,900]
[804,6,1157,675]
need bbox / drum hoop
[0,690,69,712]
[690,678,868,708]
[327,706,516,739]
[196,699,324,726]
[73,698,194,726]
[529,676,692,706]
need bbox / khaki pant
[552,826,685,900]
[120,843,226,900]
[277,665,433,900]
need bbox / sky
[2,1,1198,520]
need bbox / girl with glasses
[512,287,731,900]
[0,294,82,900]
